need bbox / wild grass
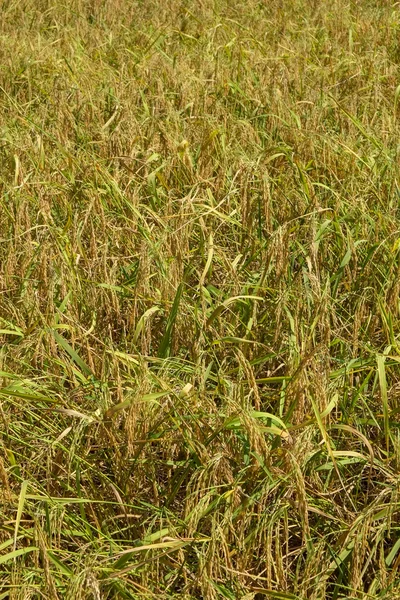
[1,0,400,598]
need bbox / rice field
[1,0,400,598]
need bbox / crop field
[1,0,400,598]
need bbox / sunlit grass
[1,0,400,598]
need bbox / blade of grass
[157,283,184,358]
[377,354,390,453]
[13,481,29,551]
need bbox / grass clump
[1,0,400,598]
